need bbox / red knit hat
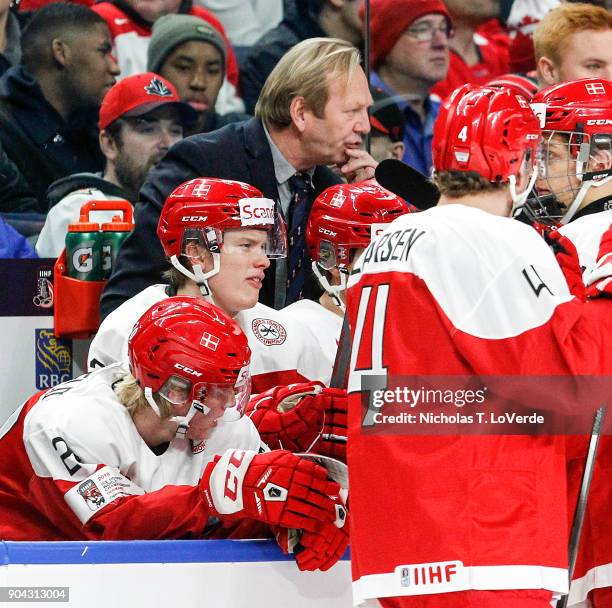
[361,0,451,68]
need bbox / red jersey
[345,205,612,605]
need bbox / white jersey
[88,286,331,393]
[283,298,343,384]
[36,189,130,258]
[0,364,261,540]
[559,208,612,285]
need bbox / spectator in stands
[0,215,37,258]
[0,3,119,212]
[534,3,612,87]
[147,14,248,136]
[101,37,376,319]
[36,73,196,258]
[431,0,509,100]
[239,0,363,114]
[0,140,38,213]
[369,86,405,163]
[0,0,27,76]
[195,0,283,47]
[364,0,451,176]
[92,0,244,115]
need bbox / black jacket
[0,67,103,212]
[238,0,326,114]
[100,117,342,318]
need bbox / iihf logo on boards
[35,329,72,389]
[33,267,54,309]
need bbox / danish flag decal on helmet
[144,77,173,97]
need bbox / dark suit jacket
[100,117,342,319]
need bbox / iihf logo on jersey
[251,318,287,346]
[396,561,462,589]
[33,267,53,309]
[35,329,72,389]
[77,479,106,511]
[144,76,172,97]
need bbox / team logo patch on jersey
[251,318,287,346]
[144,77,172,97]
[35,329,72,390]
[77,479,106,512]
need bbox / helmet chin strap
[172,400,211,438]
[143,388,212,439]
[312,262,347,312]
[509,169,538,217]
[560,175,612,225]
[169,254,220,302]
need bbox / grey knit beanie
[148,14,227,74]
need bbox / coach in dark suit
[100,37,376,319]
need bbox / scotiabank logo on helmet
[239,198,275,226]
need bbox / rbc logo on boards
[35,329,72,389]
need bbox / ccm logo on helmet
[319,227,337,237]
[586,119,612,126]
[174,363,203,377]
[181,216,208,222]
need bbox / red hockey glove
[200,449,344,533]
[585,225,612,299]
[296,515,349,572]
[544,228,587,300]
[274,495,349,571]
[245,382,325,452]
[315,388,348,463]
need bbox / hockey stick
[330,313,351,389]
[557,405,607,608]
[375,159,440,209]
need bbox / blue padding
[1,540,350,565]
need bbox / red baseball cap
[99,72,198,130]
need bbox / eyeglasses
[405,22,455,42]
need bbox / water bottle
[65,221,103,281]
[101,215,132,279]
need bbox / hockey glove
[245,382,327,453]
[544,228,587,300]
[200,449,344,533]
[316,388,348,463]
[274,495,349,571]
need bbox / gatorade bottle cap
[101,215,132,231]
[67,221,100,232]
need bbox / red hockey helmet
[128,296,251,417]
[486,73,539,101]
[527,78,612,223]
[157,177,286,261]
[306,181,407,271]
[433,84,541,184]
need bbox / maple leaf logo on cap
[144,77,173,98]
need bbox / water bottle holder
[54,249,106,339]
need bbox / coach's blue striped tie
[284,172,314,306]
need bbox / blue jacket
[0,216,37,258]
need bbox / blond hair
[534,3,612,65]
[433,171,506,198]
[114,373,172,418]
[255,37,362,129]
